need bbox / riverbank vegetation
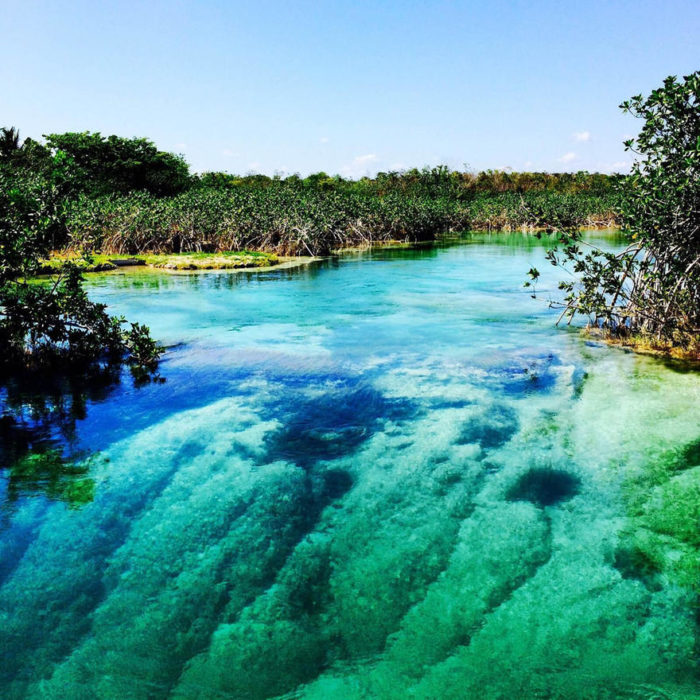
[529,71,699,360]
[0,149,162,378]
[64,183,617,258]
[1,126,621,258]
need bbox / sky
[1,0,698,177]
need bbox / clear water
[1,232,699,699]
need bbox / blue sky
[2,0,698,176]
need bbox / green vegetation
[1,127,621,260]
[0,155,161,377]
[37,250,279,273]
[66,171,619,257]
[529,72,699,358]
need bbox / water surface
[1,232,699,699]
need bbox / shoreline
[584,329,700,364]
[39,223,622,274]
[38,235,696,367]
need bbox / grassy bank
[38,250,280,274]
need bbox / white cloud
[607,161,630,172]
[340,153,380,177]
[320,136,330,144]
[222,149,239,158]
[524,161,533,168]
[247,161,261,171]
[573,131,591,142]
[174,142,188,151]
[559,152,577,163]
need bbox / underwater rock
[506,468,581,507]
[314,502,551,691]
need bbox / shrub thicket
[529,72,699,355]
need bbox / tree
[0,127,21,159]
[529,72,700,354]
[0,157,161,377]
[44,132,191,196]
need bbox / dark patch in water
[481,459,502,474]
[456,404,519,449]
[671,438,700,472]
[613,545,662,591]
[264,381,412,468]
[484,353,559,396]
[506,468,580,507]
[430,398,473,410]
[321,468,354,500]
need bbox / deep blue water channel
[1,232,699,699]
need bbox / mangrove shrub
[0,159,161,376]
[531,72,700,353]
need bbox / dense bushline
[0,131,162,377]
[1,128,621,257]
[65,187,617,256]
[0,129,190,197]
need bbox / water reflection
[0,366,153,510]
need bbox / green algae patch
[141,251,278,270]
[7,449,95,508]
[618,439,700,592]
[37,250,279,274]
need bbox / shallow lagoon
[1,232,699,699]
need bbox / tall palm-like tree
[0,127,21,159]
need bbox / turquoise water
[1,232,699,699]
